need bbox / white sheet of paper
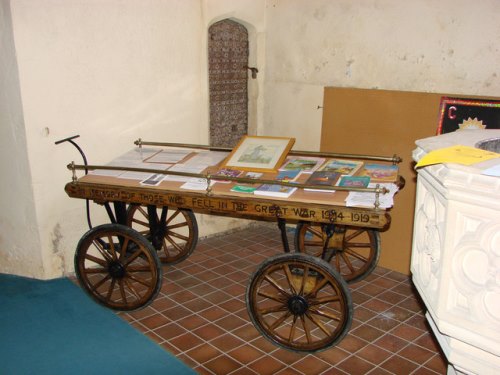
[345,183,399,209]
[180,178,215,190]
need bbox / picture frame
[222,136,295,172]
[436,97,500,134]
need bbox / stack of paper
[345,183,399,209]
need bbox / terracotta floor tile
[215,314,247,331]
[390,322,425,341]
[398,343,435,365]
[153,321,185,341]
[356,344,392,365]
[337,355,375,375]
[373,333,408,353]
[210,333,246,353]
[185,342,222,364]
[315,346,351,366]
[292,355,331,374]
[169,331,204,352]
[423,354,448,374]
[139,312,170,330]
[176,313,209,331]
[366,366,393,374]
[351,324,385,343]
[192,323,226,341]
[113,223,447,375]
[204,354,242,374]
[380,354,419,374]
[227,344,264,365]
[248,355,287,375]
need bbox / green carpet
[0,273,196,375]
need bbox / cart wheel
[294,223,381,283]
[246,253,352,352]
[75,224,162,311]
[127,205,198,264]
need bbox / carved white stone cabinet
[411,130,500,375]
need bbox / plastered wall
[2,0,499,279]
[0,0,43,276]
[263,0,500,150]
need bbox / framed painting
[222,136,295,172]
[437,97,500,134]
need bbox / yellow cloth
[416,145,500,168]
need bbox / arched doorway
[208,19,250,148]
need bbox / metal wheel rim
[246,253,352,352]
[75,224,161,311]
[127,205,198,264]
[296,223,380,283]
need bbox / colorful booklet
[338,175,370,187]
[254,184,298,198]
[279,156,325,173]
[230,185,257,193]
[304,171,341,192]
[359,164,399,182]
[319,159,363,175]
[276,169,301,182]
[213,168,243,183]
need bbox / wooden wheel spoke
[89,273,111,291]
[303,239,323,247]
[340,252,356,273]
[257,290,287,303]
[305,310,331,336]
[263,275,291,297]
[288,314,299,343]
[123,277,142,300]
[307,226,324,239]
[309,294,341,305]
[344,229,364,242]
[92,240,113,262]
[131,218,150,228]
[300,314,313,344]
[306,276,329,297]
[127,272,152,288]
[119,238,131,260]
[83,267,108,274]
[343,247,369,262]
[268,310,292,330]
[107,235,119,260]
[118,279,128,304]
[137,206,149,220]
[166,221,188,231]
[309,307,342,321]
[164,236,184,254]
[105,278,117,302]
[283,264,299,295]
[123,249,144,266]
[300,265,311,294]
[166,231,189,242]
[344,242,371,249]
[259,304,289,315]
[165,209,181,225]
[84,253,108,267]
[126,265,152,273]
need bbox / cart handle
[56,135,93,230]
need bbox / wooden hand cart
[57,136,403,353]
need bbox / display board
[320,87,450,274]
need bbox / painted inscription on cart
[66,184,384,227]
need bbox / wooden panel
[320,87,446,275]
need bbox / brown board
[320,87,499,274]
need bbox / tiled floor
[117,223,448,375]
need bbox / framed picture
[222,136,295,172]
[437,97,500,134]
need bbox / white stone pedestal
[411,130,500,375]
